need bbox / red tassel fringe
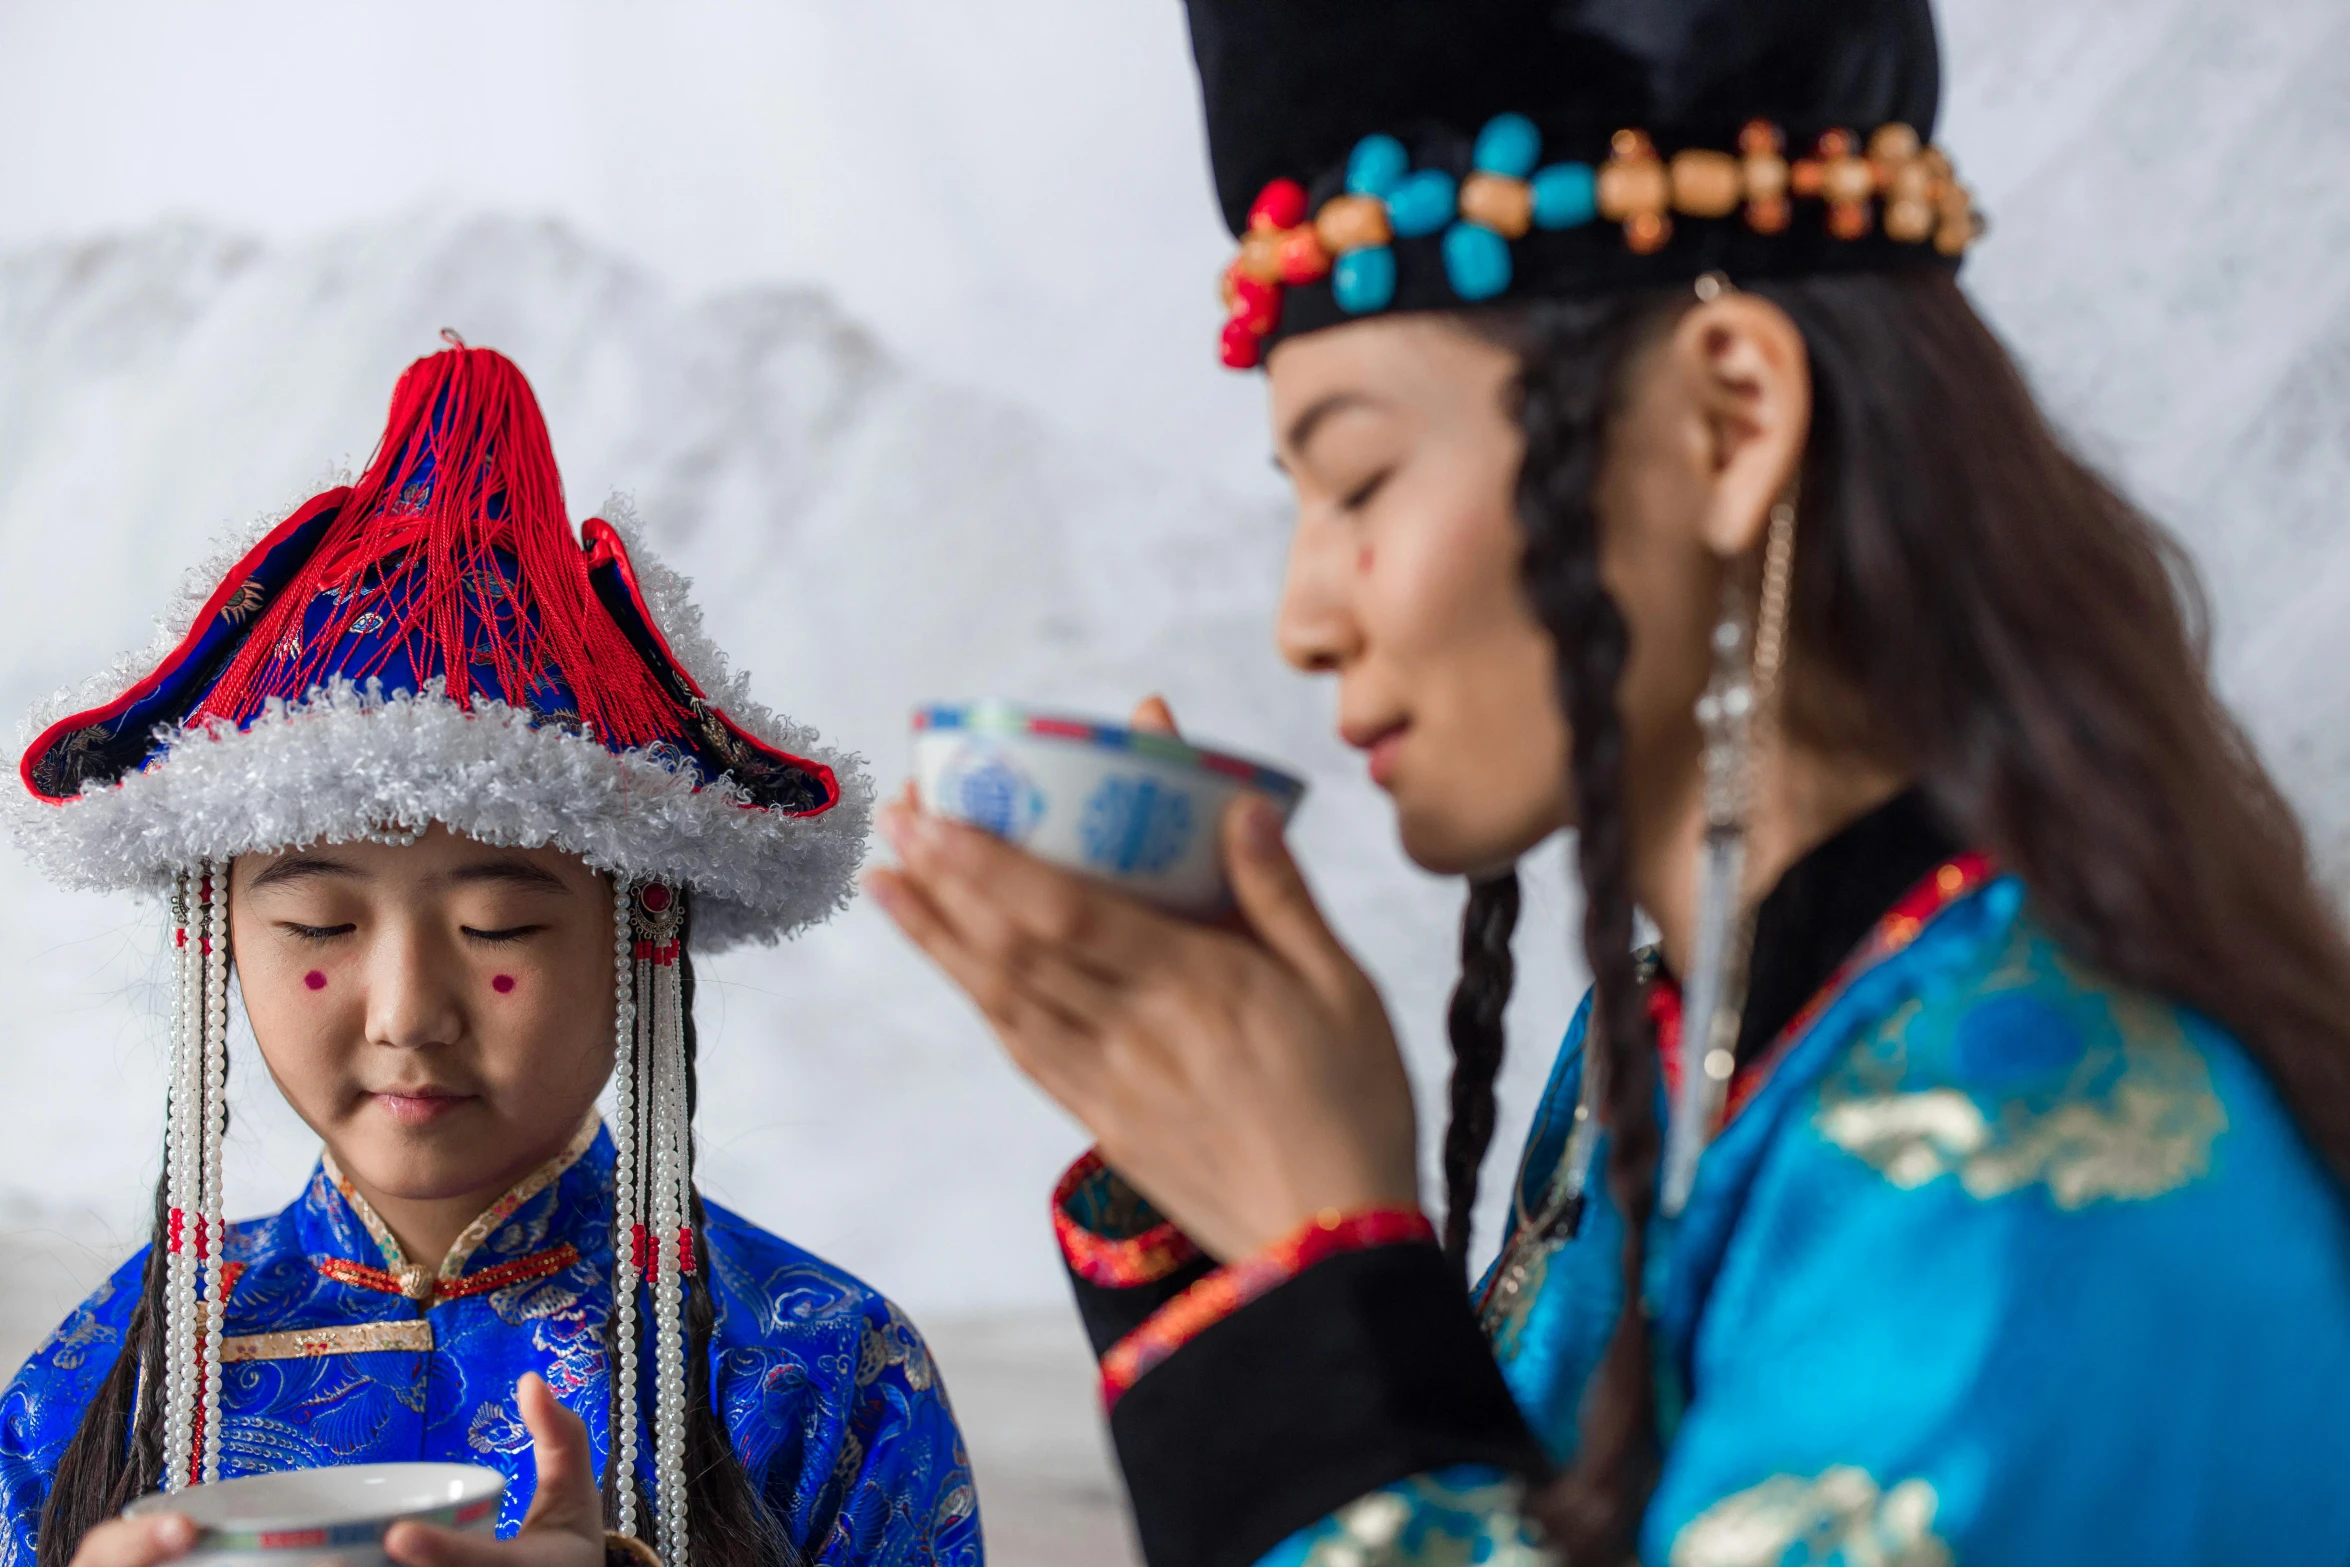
[200,347,684,748]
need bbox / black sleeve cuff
[1066,1253,1222,1360]
[1106,1239,1545,1567]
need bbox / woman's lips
[370,1088,473,1127]
[1344,721,1410,788]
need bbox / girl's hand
[66,1511,196,1567]
[385,1375,602,1567]
[868,699,1421,1261]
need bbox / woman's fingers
[1129,694,1181,735]
[69,1514,195,1567]
[1223,797,1356,998]
[881,806,1167,986]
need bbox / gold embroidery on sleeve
[1299,1473,1555,1566]
[1670,1466,1950,1567]
[1814,929,2226,1207]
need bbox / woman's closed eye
[1339,467,1394,513]
[279,921,356,942]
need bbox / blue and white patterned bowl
[126,1462,504,1567]
[912,702,1307,917]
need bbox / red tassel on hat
[200,344,679,747]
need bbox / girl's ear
[1669,293,1812,560]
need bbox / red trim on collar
[1052,1150,1202,1288]
[316,1243,581,1307]
[1654,851,1998,1126]
[1099,1206,1434,1408]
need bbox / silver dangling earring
[1659,493,1798,1216]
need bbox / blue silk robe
[1268,873,2350,1564]
[0,1123,979,1567]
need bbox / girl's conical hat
[14,344,866,948]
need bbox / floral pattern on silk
[0,1127,979,1567]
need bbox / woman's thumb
[1224,797,1344,987]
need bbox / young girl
[873,0,2350,1563]
[6,344,979,1567]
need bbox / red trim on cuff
[1053,1150,1203,1288]
[1100,1205,1436,1408]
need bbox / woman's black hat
[1185,0,1975,365]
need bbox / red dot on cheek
[492,974,516,995]
[303,971,327,992]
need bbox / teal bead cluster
[1327,113,1603,314]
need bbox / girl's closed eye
[281,921,355,942]
[462,924,545,944]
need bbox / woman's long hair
[1430,267,2350,1560]
[40,911,793,1567]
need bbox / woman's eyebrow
[442,859,569,893]
[246,856,359,892]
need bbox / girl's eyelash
[283,922,355,942]
[462,926,544,944]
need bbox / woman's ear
[1669,292,1811,560]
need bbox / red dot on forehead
[303,971,327,991]
[492,974,516,994]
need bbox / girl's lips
[371,1089,473,1128]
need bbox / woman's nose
[1274,512,1365,675]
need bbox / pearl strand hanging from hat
[160,863,233,1491]
[1220,115,1982,367]
[609,879,696,1567]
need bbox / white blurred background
[1,1,2345,1559]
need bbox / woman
[870,0,2350,1562]
[7,344,979,1567]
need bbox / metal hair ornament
[1219,115,1981,368]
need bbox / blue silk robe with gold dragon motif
[0,1123,980,1567]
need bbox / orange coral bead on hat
[1315,195,1392,253]
[1867,123,1922,166]
[1459,173,1534,238]
[1237,228,1285,284]
[1598,159,1669,222]
[1626,209,1672,253]
[1669,150,1742,218]
[1746,194,1791,234]
[1885,196,1934,243]
[1828,201,1873,240]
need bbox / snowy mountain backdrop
[0,0,2344,1334]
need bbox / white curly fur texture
[11,497,870,951]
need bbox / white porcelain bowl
[126,1462,504,1567]
[912,702,1307,917]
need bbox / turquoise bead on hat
[1345,134,1410,198]
[1332,246,1399,314]
[1531,163,1599,229]
[1472,113,1542,178]
[1386,170,1458,238]
[1442,223,1512,301]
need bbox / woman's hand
[867,699,1421,1261]
[385,1374,603,1567]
